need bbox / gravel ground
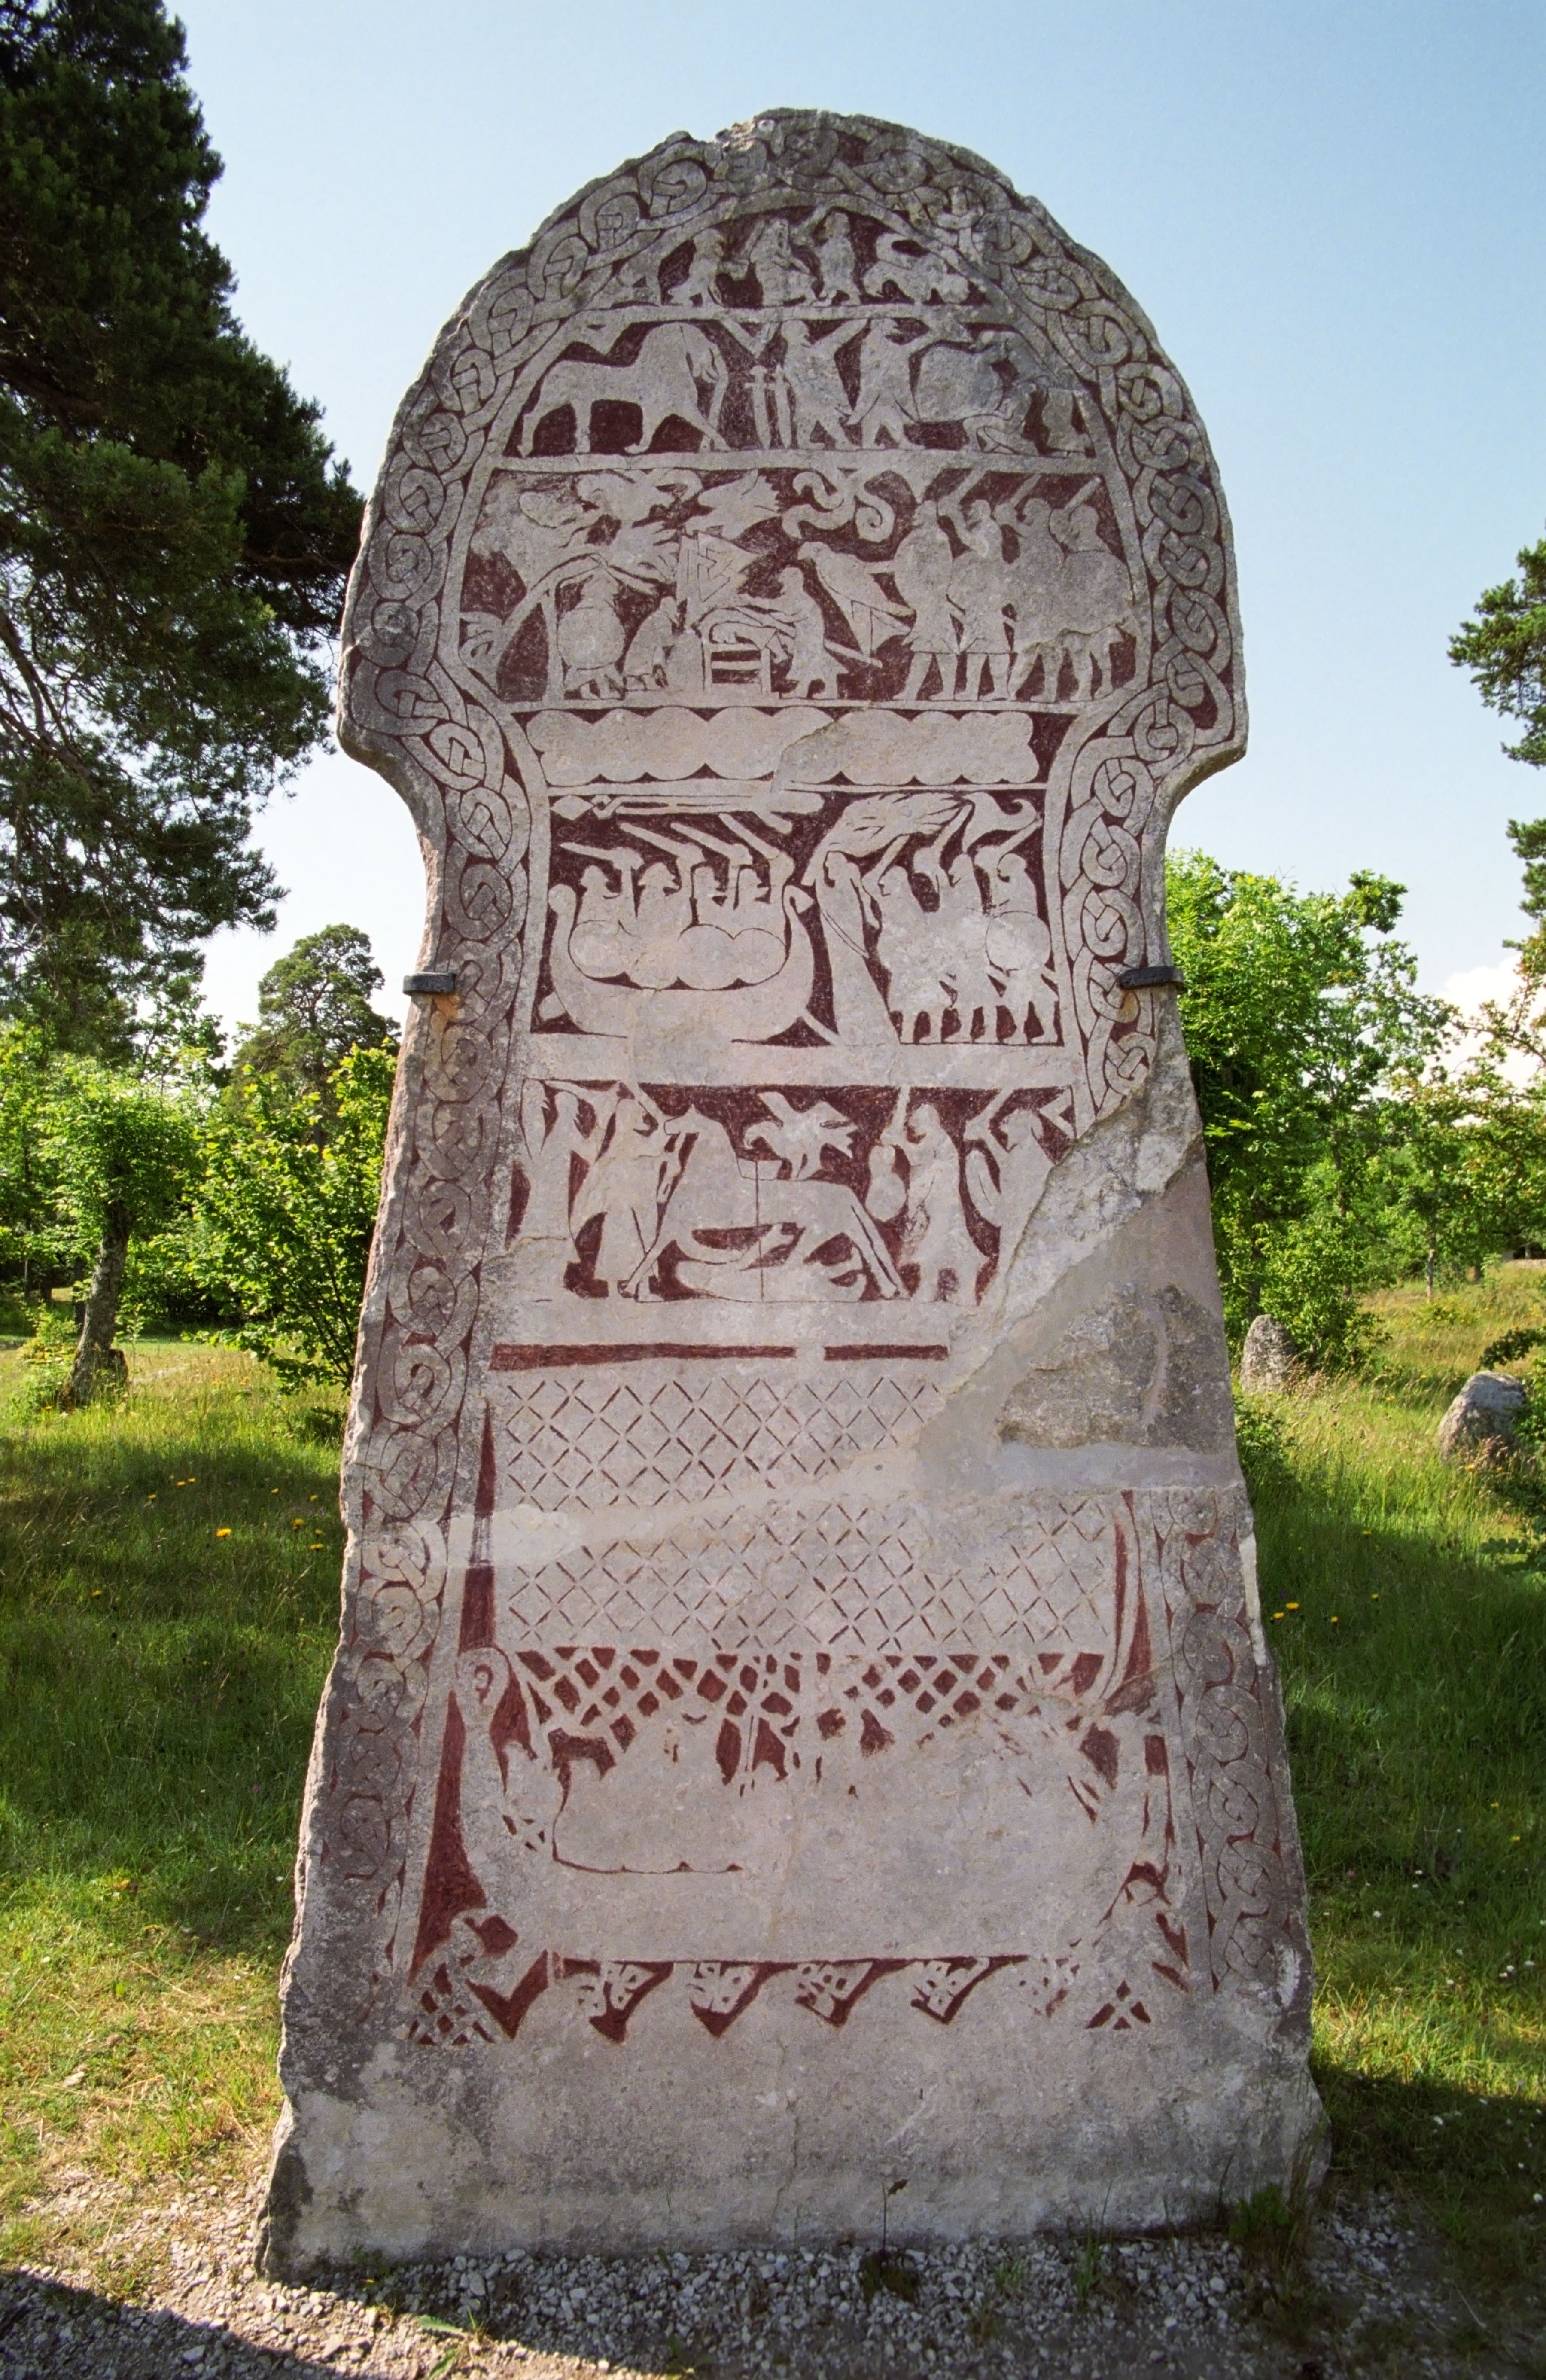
[0,2174,1537,2378]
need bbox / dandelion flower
[1286,1601,1299,1610]
[216,1528,232,1539]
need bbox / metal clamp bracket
[1117,965,1187,990]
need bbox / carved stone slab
[263,111,1322,2274]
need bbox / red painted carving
[909,1957,1024,2025]
[491,1341,799,1368]
[822,1341,948,1360]
[410,1695,487,1972]
[794,1961,907,2027]
[467,1952,550,2042]
[687,1960,788,2036]
[319,120,1292,2084]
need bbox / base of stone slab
[258,1993,1325,2277]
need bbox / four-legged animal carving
[522,321,729,454]
[623,1112,908,1301]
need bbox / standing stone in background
[1437,1370,1528,1461]
[1240,1314,1296,1394]
[263,110,1323,2275]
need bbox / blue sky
[174,0,1546,1033]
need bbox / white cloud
[1444,958,1521,1015]
[1442,956,1535,1084]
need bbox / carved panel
[318,112,1257,2033]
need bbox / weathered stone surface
[263,110,1322,2276]
[1240,1315,1296,1395]
[1437,1370,1528,1461]
[1001,1280,1233,1450]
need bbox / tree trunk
[68,1203,131,1405]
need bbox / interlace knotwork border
[318,113,1243,1993]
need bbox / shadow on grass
[1317,2064,1546,2295]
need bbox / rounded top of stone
[340,109,1244,1139]
[1458,1369,1528,1405]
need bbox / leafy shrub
[192,1044,394,1387]
[1253,1209,1386,1373]
[1479,1323,1546,1369]
[1232,1393,1293,1496]
[6,1305,77,1418]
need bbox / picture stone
[262,110,1324,2273]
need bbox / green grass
[1245,1272,1546,2292]
[0,1339,342,2284]
[0,1292,1542,2317]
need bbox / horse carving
[520,321,730,455]
[622,1112,907,1301]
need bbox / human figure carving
[555,567,629,697]
[1004,495,1065,696]
[746,215,816,306]
[621,594,681,692]
[676,227,726,308]
[776,318,856,448]
[569,1089,672,1295]
[898,1103,982,1307]
[963,1098,1055,1252]
[813,211,860,302]
[939,853,999,1036]
[1003,483,1135,699]
[864,1095,909,1223]
[850,319,930,444]
[872,863,950,1043]
[892,499,959,700]
[758,565,843,698]
[944,497,1011,699]
[1051,495,1135,698]
[984,850,1059,1039]
[518,1082,590,1241]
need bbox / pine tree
[0,0,363,1046]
